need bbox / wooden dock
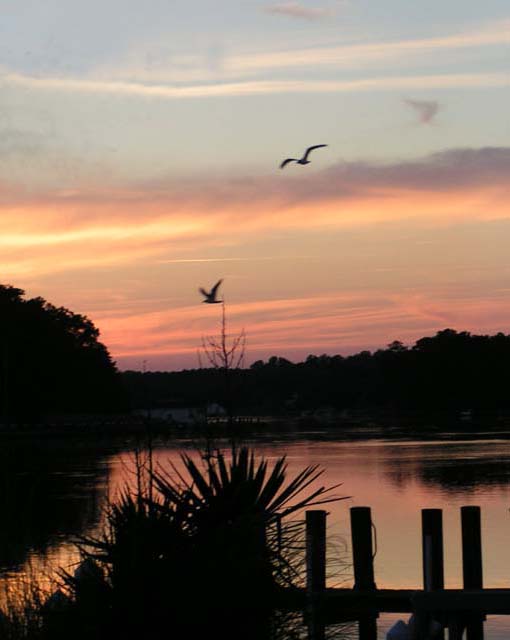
[298,505,509,639]
[312,587,510,614]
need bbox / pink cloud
[1,146,508,369]
[404,98,441,124]
[93,285,510,370]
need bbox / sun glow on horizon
[0,155,508,370]
[0,1,508,369]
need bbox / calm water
[2,429,510,638]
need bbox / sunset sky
[1,0,509,370]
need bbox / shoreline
[0,410,510,442]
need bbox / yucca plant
[58,445,346,639]
[152,447,345,594]
[61,490,194,639]
[155,446,343,524]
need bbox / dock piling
[461,506,485,640]
[422,509,444,592]
[298,504,498,636]
[350,506,376,591]
[358,615,377,640]
[462,506,483,590]
[421,509,445,639]
[306,510,327,594]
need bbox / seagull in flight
[280,144,327,169]
[199,279,223,304]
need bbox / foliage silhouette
[123,329,510,417]
[0,284,124,421]
[55,446,346,639]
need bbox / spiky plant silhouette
[59,446,347,639]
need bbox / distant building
[132,400,226,426]
[206,402,227,418]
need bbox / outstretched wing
[199,287,209,298]
[210,279,223,298]
[280,158,297,169]
[302,144,327,162]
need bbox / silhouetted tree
[122,328,510,421]
[199,301,246,424]
[0,284,124,422]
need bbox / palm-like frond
[151,446,347,530]
[66,444,348,637]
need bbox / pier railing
[303,505,499,639]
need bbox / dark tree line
[0,284,125,421]
[4,279,508,421]
[122,329,510,416]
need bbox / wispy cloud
[228,20,510,73]
[156,256,298,264]
[82,18,508,89]
[2,146,509,212]
[1,148,507,369]
[1,19,508,99]
[320,147,510,192]
[404,98,440,124]
[0,147,508,282]
[0,214,207,249]
[2,71,508,99]
[98,291,408,357]
[144,146,510,207]
[100,286,510,370]
[263,2,334,20]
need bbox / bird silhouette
[280,144,327,169]
[199,279,223,303]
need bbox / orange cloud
[1,147,508,368]
[96,286,510,370]
[1,147,509,239]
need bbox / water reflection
[0,439,111,573]
[381,440,510,492]
[3,433,510,579]
[2,431,510,638]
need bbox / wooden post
[465,616,485,640]
[422,509,444,591]
[306,611,326,640]
[448,616,466,640]
[350,507,376,590]
[462,506,483,589]
[421,509,445,640]
[462,506,485,640]
[358,615,377,640]
[306,511,327,640]
[306,510,327,593]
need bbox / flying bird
[280,144,327,169]
[199,279,223,303]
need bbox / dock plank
[293,588,510,617]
